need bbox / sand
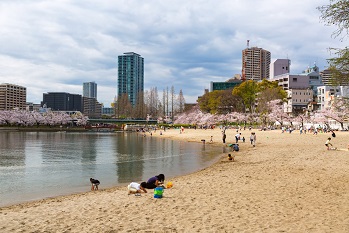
[1,128,349,232]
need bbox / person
[250,132,256,147]
[222,133,226,143]
[90,178,100,191]
[235,133,241,143]
[228,143,240,152]
[325,137,333,150]
[210,135,213,143]
[145,174,165,189]
[127,182,147,195]
[331,130,336,138]
[228,153,234,161]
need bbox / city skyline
[0,0,343,107]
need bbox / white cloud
[0,0,343,106]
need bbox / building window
[293,78,297,82]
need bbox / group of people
[223,132,256,147]
[127,174,165,194]
[325,130,337,150]
[90,174,166,195]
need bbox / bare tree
[145,87,161,118]
[318,0,349,39]
[162,89,166,116]
[116,93,132,118]
[171,86,176,121]
[133,91,146,119]
[178,89,185,113]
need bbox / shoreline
[0,130,222,208]
[1,128,349,232]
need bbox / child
[325,137,333,150]
[228,154,234,161]
[250,132,256,147]
[127,182,147,195]
[90,178,100,191]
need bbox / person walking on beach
[250,132,256,147]
[90,178,100,191]
[222,133,226,143]
[235,133,241,143]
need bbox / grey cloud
[0,0,343,105]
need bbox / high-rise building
[82,97,102,118]
[42,92,82,111]
[118,52,144,106]
[242,46,271,81]
[0,83,26,110]
[83,82,97,99]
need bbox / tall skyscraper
[0,83,26,110]
[118,52,144,106]
[242,46,271,81]
[83,81,97,99]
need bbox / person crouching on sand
[90,178,100,191]
[127,182,147,195]
[325,137,333,150]
[228,154,235,161]
[145,174,165,189]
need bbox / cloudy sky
[0,0,343,107]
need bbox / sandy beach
[1,128,349,232]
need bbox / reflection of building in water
[0,132,26,167]
[115,134,144,183]
[80,134,97,169]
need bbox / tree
[217,89,244,114]
[133,91,146,119]
[267,100,290,126]
[321,97,349,129]
[318,0,349,39]
[232,80,259,113]
[145,87,161,118]
[318,1,349,84]
[178,89,185,113]
[256,79,287,114]
[171,86,176,121]
[116,93,132,118]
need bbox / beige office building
[242,47,271,81]
[0,83,27,110]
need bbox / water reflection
[0,131,221,207]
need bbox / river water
[0,131,221,207]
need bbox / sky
[0,0,344,107]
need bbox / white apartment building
[284,89,313,113]
[317,86,349,110]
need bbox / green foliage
[317,0,349,39]
[232,80,259,113]
[318,1,349,84]
[327,49,349,85]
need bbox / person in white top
[127,182,147,195]
[250,132,256,147]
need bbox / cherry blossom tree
[321,97,349,129]
[267,100,290,126]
